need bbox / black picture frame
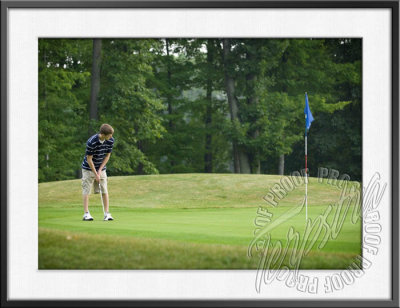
[1,1,399,307]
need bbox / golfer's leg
[83,194,89,212]
[82,169,94,212]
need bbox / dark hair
[99,124,114,135]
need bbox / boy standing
[81,124,115,221]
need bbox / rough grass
[39,227,360,270]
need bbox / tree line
[38,38,361,182]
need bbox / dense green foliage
[39,38,361,182]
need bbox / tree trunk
[245,52,260,174]
[279,154,285,175]
[254,159,261,174]
[278,50,289,177]
[89,39,102,136]
[43,46,50,170]
[165,39,175,168]
[222,39,241,173]
[166,39,173,129]
[239,152,251,173]
[251,131,261,174]
[137,140,144,175]
[204,39,213,173]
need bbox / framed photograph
[1,0,399,307]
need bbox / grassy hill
[39,173,362,269]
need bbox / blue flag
[304,93,314,130]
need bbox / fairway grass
[39,173,362,269]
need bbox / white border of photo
[8,8,391,300]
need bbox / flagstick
[305,114,308,222]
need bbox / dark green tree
[39,39,91,182]
[98,39,166,175]
[281,39,362,180]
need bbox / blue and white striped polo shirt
[81,134,114,171]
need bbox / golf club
[98,180,105,217]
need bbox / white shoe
[83,212,94,221]
[104,212,114,221]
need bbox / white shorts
[81,169,108,195]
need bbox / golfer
[81,124,115,221]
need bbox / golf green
[39,173,362,269]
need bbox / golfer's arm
[86,155,98,174]
[99,153,111,171]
